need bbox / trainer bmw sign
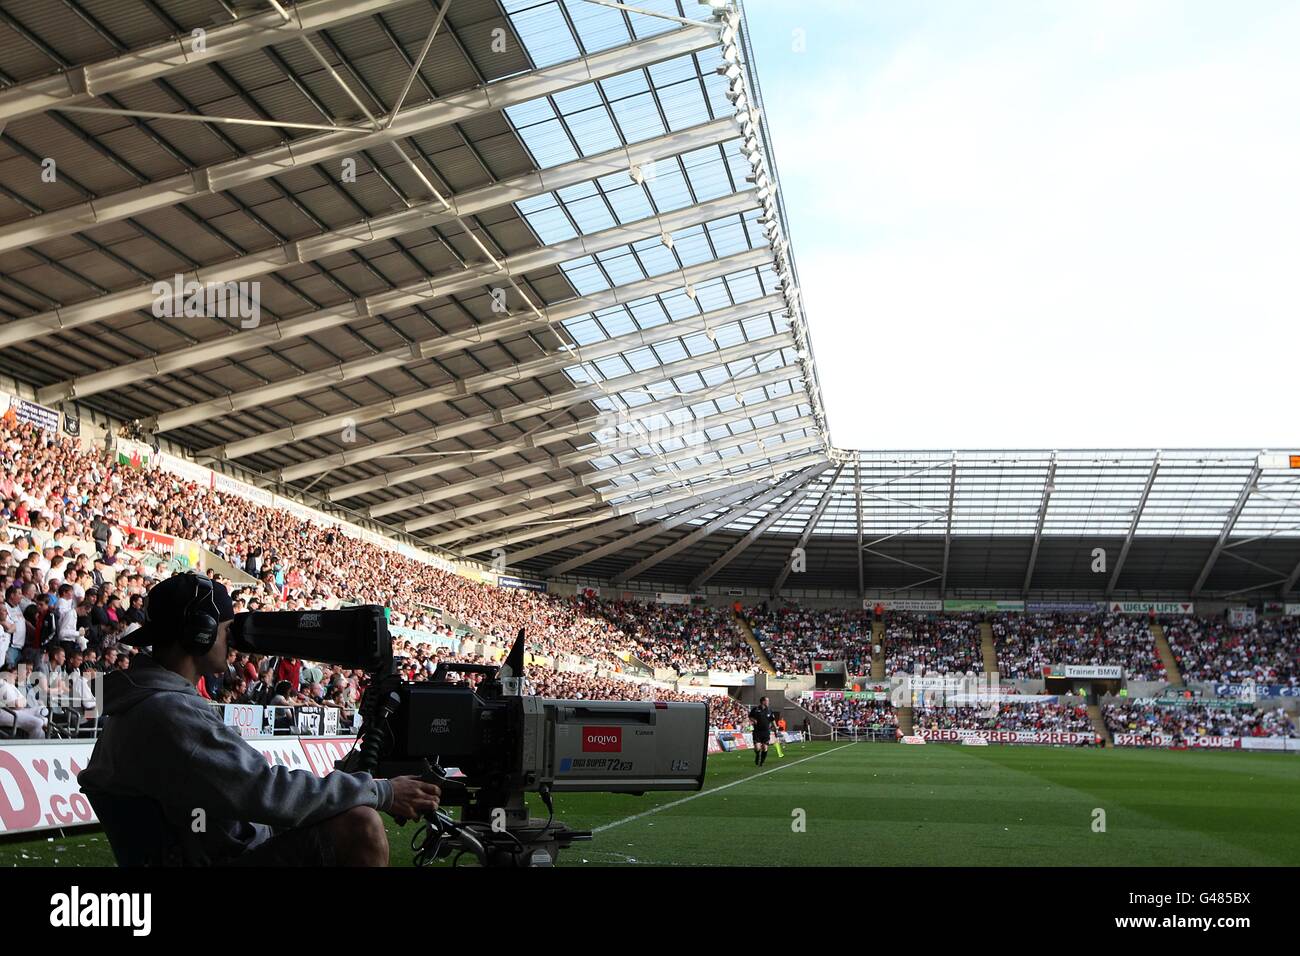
[582,726,622,752]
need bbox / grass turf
[4,741,1297,867]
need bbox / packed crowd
[990,613,1162,679]
[745,604,874,675]
[526,666,748,727]
[4,416,1300,745]
[0,419,646,667]
[1165,617,1300,685]
[884,614,982,676]
[583,596,755,674]
[913,701,1095,734]
[797,694,897,731]
[1103,700,1298,739]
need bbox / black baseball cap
[127,573,235,648]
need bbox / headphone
[179,573,221,652]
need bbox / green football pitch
[4,741,1298,867]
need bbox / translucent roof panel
[717,450,1300,540]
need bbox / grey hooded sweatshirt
[79,654,392,864]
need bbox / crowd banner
[707,671,755,687]
[918,729,1099,746]
[1026,601,1105,613]
[715,731,753,752]
[1109,601,1195,615]
[867,599,942,612]
[1213,683,1300,699]
[220,703,265,739]
[114,437,155,470]
[390,624,459,651]
[1043,664,1123,680]
[1286,604,1300,616]
[8,396,61,433]
[158,452,212,486]
[806,688,891,702]
[654,592,692,605]
[943,600,1025,612]
[1226,607,1257,627]
[496,575,547,593]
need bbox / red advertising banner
[1112,734,1243,749]
[917,729,1100,746]
[0,741,96,834]
[0,738,357,836]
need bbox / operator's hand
[386,775,441,820]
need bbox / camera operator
[80,572,441,866]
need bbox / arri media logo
[49,886,151,936]
[582,726,622,752]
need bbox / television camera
[230,606,708,867]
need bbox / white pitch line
[593,743,854,834]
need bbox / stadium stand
[580,595,755,674]
[914,701,1095,735]
[746,605,873,676]
[990,613,1164,680]
[799,694,898,733]
[884,614,983,676]
[1103,700,1299,740]
[1164,617,1300,685]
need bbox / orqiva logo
[582,726,622,752]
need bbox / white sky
[745,0,1300,450]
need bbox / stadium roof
[0,1,1297,600]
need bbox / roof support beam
[365,396,805,517]
[854,458,863,601]
[1191,462,1262,597]
[772,462,842,595]
[175,288,780,440]
[191,197,759,455]
[546,482,771,577]
[939,454,957,598]
[289,331,793,487]
[611,465,824,585]
[399,433,821,533]
[460,512,616,559]
[384,416,814,524]
[30,118,739,390]
[1021,452,1058,597]
[0,0,414,126]
[283,332,795,487]
[1281,558,1300,597]
[0,24,720,256]
[46,188,759,403]
[589,435,823,503]
[426,463,811,548]
[691,466,829,588]
[328,371,800,502]
[1106,452,1161,597]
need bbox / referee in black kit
[749,696,778,767]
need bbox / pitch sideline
[592,742,855,834]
